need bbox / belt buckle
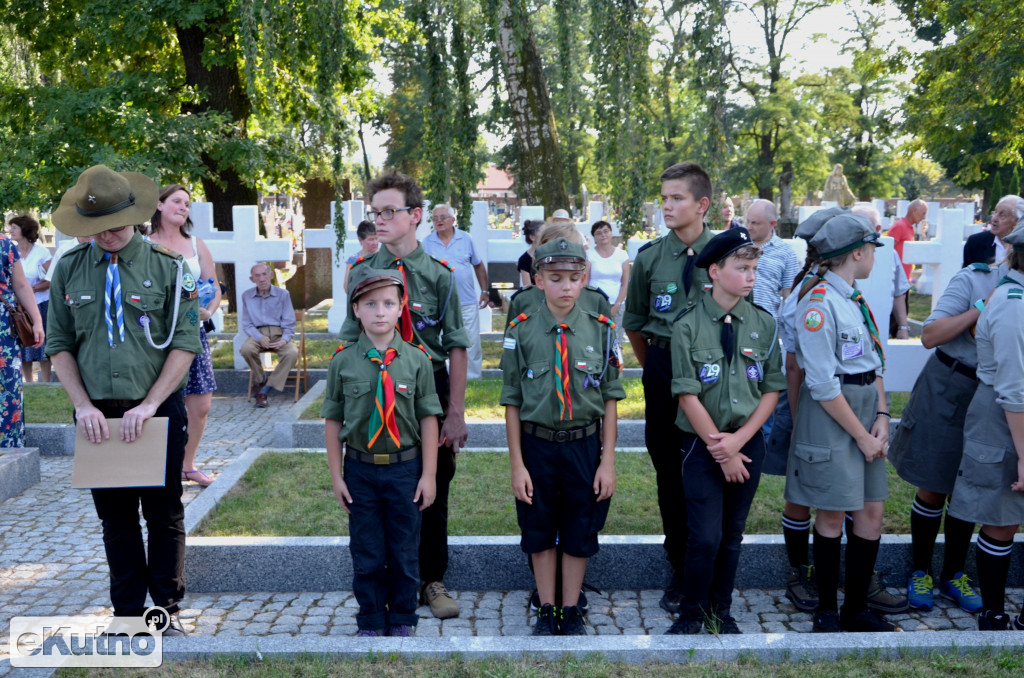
[373,453,390,465]
[554,430,569,443]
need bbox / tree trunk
[494,0,569,210]
[176,18,259,312]
[779,161,793,218]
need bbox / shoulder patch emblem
[803,308,825,332]
[503,337,517,350]
[508,312,530,328]
[181,271,197,293]
[1008,288,1023,300]
[809,286,827,302]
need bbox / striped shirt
[753,233,801,320]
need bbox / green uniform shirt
[322,332,443,452]
[670,295,785,434]
[340,244,470,365]
[500,302,626,429]
[46,234,202,400]
[623,228,714,340]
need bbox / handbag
[2,296,35,346]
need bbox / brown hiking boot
[866,572,908,614]
[785,565,818,612]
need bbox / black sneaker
[714,613,741,635]
[163,614,186,637]
[529,589,540,611]
[578,588,589,613]
[560,605,587,636]
[531,588,588,612]
[839,607,900,633]
[1013,614,1024,631]
[812,609,841,633]
[660,590,683,615]
[785,565,818,612]
[533,604,558,636]
[977,609,1010,631]
[665,611,702,635]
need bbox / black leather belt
[840,371,876,386]
[94,399,145,409]
[936,349,978,381]
[522,421,599,443]
[345,445,421,465]
[648,336,671,350]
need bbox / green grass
[217,311,330,334]
[907,291,932,323]
[52,651,1024,678]
[23,384,73,424]
[196,450,919,537]
[300,377,645,420]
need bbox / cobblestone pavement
[2,394,1022,674]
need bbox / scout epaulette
[595,313,615,329]
[1009,288,1024,300]
[331,342,353,358]
[413,342,432,360]
[969,262,991,273]
[433,257,455,272]
[509,285,532,302]
[151,243,177,258]
[809,285,828,303]
[637,239,656,254]
[348,255,367,270]
[508,312,530,328]
[587,285,610,301]
[672,304,695,323]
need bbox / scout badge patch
[803,308,824,331]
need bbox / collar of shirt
[355,328,405,358]
[424,229,465,249]
[702,294,749,326]
[1004,268,1024,287]
[821,269,856,297]
[757,232,782,250]
[91,232,145,266]
[667,226,713,259]
[381,242,429,269]
[536,301,583,336]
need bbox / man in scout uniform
[324,266,442,637]
[47,165,202,635]
[340,170,469,619]
[786,213,898,633]
[501,237,625,635]
[623,161,714,611]
[666,228,785,634]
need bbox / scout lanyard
[141,257,185,350]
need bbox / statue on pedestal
[823,163,856,207]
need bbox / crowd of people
[8,160,1022,640]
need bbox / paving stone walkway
[1,393,1021,674]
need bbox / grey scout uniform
[786,270,887,511]
[500,302,626,429]
[341,245,470,366]
[670,296,786,434]
[949,268,1024,526]
[322,332,443,454]
[889,263,1001,494]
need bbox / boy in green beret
[501,238,626,636]
[666,227,785,634]
[323,266,443,637]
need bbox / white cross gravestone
[190,203,292,368]
[301,200,366,334]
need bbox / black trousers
[642,344,688,580]
[679,431,765,617]
[420,366,456,583]
[89,393,188,617]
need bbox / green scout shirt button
[732,399,738,403]
[113,373,119,378]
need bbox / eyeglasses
[367,207,413,221]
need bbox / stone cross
[190,203,292,368]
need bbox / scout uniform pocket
[791,442,833,491]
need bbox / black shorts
[516,425,610,558]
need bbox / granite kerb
[158,629,1024,664]
[0,447,40,502]
[183,447,1024,594]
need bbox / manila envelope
[71,418,169,489]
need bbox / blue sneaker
[907,571,934,610]
[938,572,983,612]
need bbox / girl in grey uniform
[947,222,1024,631]
[786,213,897,633]
[888,261,999,612]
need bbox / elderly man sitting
[239,262,297,407]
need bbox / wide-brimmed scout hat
[534,237,587,272]
[51,165,159,237]
[794,205,848,241]
[349,267,405,302]
[810,213,883,259]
